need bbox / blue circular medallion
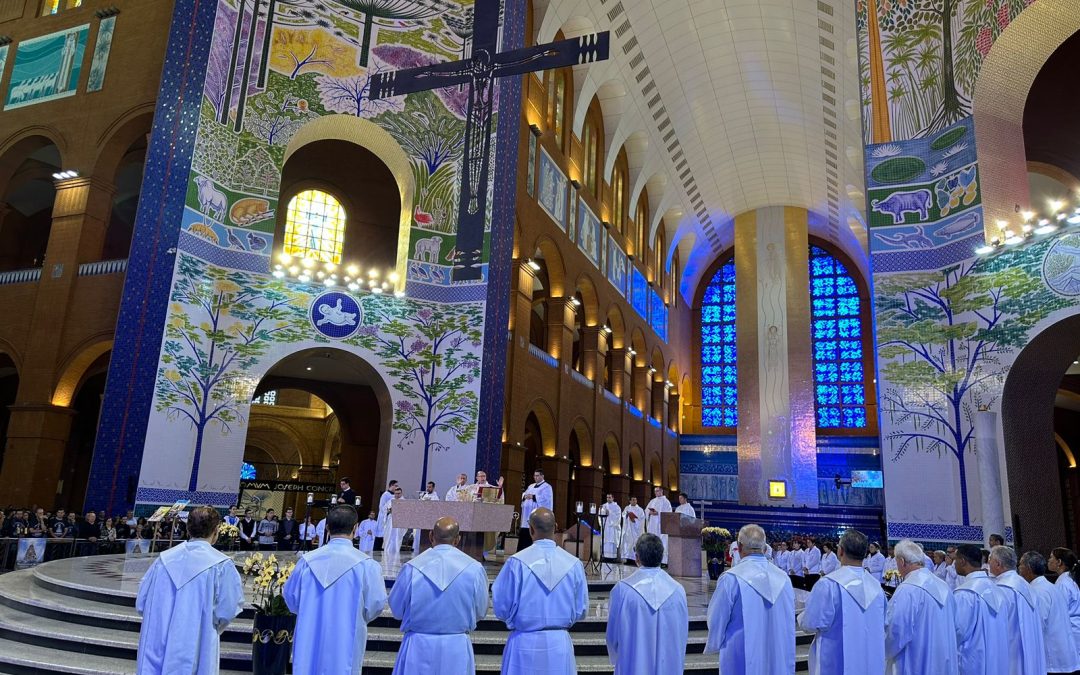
[309,291,362,339]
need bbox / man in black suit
[276,507,298,551]
[338,477,357,507]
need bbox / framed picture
[577,201,602,267]
[5,25,89,110]
[536,147,567,231]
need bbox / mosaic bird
[246,232,268,251]
[226,229,246,251]
[413,205,435,227]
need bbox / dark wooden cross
[370,0,609,282]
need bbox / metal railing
[0,267,42,286]
[77,258,128,277]
[527,343,558,368]
[569,368,594,389]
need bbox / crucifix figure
[371,0,609,282]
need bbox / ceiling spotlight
[569,296,581,306]
[305,366,312,371]
[51,169,79,180]
[272,270,285,278]
[1021,210,1035,222]
[347,265,359,276]
[347,282,359,291]
[628,348,637,356]
[323,278,335,287]
[324,262,336,272]
[388,271,400,283]
[278,253,292,265]
[298,274,311,283]
[301,258,315,269]
[1049,199,1065,214]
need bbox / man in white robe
[388,517,488,674]
[1019,551,1080,674]
[284,505,386,674]
[864,542,886,583]
[384,486,407,558]
[444,473,468,501]
[798,528,886,675]
[674,492,695,518]
[493,508,588,674]
[946,546,960,590]
[821,542,840,576]
[775,542,790,572]
[136,507,243,675]
[413,481,440,551]
[470,470,504,557]
[356,511,377,554]
[803,537,823,589]
[619,497,644,560]
[520,470,554,550]
[645,487,672,564]
[990,545,1046,675]
[376,479,398,550]
[730,540,741,566]
[884,539,958,675]
[599,494,622,560]
[706,524,795,674]
[607,533,688,674]
[789,541,804,587]
[953,543,1009,675]
[1048,548,1080,664]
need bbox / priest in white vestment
[798,528,886,675]
[383,487,407,557]
[607,533,688,674]
[413,481,440,551]
[706,524,795,674]
[1019,551,1080,674]
[376,479,398,550]
[136,507,244,675]
[470,470,504,557]
[674,492,695,518]
[493,508,588,674]
[520,470,553,550]
[884,539,958,675]
[645,487,672,564]
[619,497,644,560]
[989,545,1047,675]
[599,494,622,560]
[953,544,1009,675]
[388,517,488,674]
[445,473,469,501]
[864,542,886,583]
[356,511,377,553]
[1049,548,1080,664]
[284,505,387,674]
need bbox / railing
[77,258,128,277]
[603,389,621,406]
[527,343,558,368]
[647,416,662,428]
[0,267,42,286]
[569,368,594,389]
[626,402,643,418]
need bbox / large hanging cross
[370,0,609,282]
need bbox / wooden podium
[661,512,704,577]
[391,500,515,562]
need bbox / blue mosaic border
[474,0,525,476]
[178,230,270,273]
[887,521,985,543]
[870,231,983,273]
[85,0,217,514]
[406,279,489,304]
[135,487,237,508]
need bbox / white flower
[942,142,968,159]
[870,144,902,158]
[930,162,948,177]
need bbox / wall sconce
[526,258,541,271]
[51,170,79,180]
[627,348,637,356]
[528,124,542,137]
[601,325,612,335]
[570,179,582,191]
[569,296,581,306]
[648,367,657,375]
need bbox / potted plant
[702,527,732,580]
[241,552,297,674]
[216,522,240,551]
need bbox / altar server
[1048,548,1080,663]
[284,505,386,674]
[376,479,398,550]
[384,487,407,557]
[674,493,696,518]
[798,528,886,675]
[136,506,243,675]
[989,545,1046,675]
[953,544,1009,675]
[356,511,378,553]
[1019,551,1080,673]
[413,481,440,552]
[388,517,488,674]
[620,497,645,560]
[599,494,622,559]
[706,523,795,674]
[645,487,672,563]
[493,508,588,674]
[607,533,688,674]
[519,470,553,550]
[884,539,957,675]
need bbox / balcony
[0,268,42,286]
[527,343,558,369]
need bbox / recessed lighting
[305,366,312,371]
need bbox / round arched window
[283,189,346,263]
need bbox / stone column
[608,347,627,399]
[501,441,527,517]
[668,392,680,432]
[541,455,571,528]
[606,473,630,506]
[574,466,604,515]
[630,358,649,413]
[546,297,574,364]
[734,206,817,507]
[579,325,600,381]
[651,379,665,423]
[1,404,76,507]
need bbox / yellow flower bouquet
[240,552,296,616]
[216,522,240,550]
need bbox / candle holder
[589,503,597,515]
[575,501,583,514]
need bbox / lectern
[661,512,704,577]
[391,500,515,562]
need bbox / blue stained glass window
[809,245,867,429]
[240,462,257,480]
[701,259,737,427]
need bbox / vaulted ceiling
[532,0,869,297]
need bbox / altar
[391,500,516,561]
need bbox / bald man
[493,508,588,674]
[388,517,488,674]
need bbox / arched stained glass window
[284,189,346,263]
[809,245,867,428]
[700,259,737,427]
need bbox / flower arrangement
[216,522,240,550]
[241,553,296,616]
[702,527,732,559]
[883,568,902,585]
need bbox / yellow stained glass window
[41,0,59,15]
[284,189,346,264]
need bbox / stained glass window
[284,189,346,264]
[809,245,867,428]
[240,462,256,480]
[700,259,737,427]
[252,390,276,405]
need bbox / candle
[354,497,361,507]
[331,495,338,505]
[306,492,314,505]
[589,503,597,515]
[575,501,583,514]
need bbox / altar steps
[0,560,811,673]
